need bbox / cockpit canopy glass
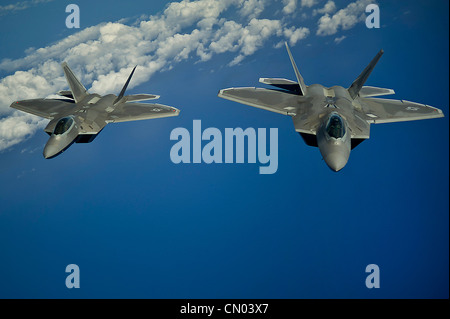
[326,114,345,139]
[54,117,74,135]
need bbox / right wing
[10,98,75,119]
[107,102,179,123]
[218,87,300,116]
[361,98,444,123]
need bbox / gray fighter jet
[218,43,444,171]
[11,63,180,159]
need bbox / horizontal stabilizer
[359,86,395,97]
[57,90,75,100]
[123,94,160,102]
[259,78,301,93]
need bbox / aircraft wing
[361,98,444,123]
[218,87,300,115]
[10,98,75,119]
[107,102,179,123]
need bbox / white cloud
[162,0,229,31]
[17,167,36,179]
[316,0,373,36]
[0,0,53,16]
[283,26,310,46]
[300,0,317,8]
[334,35,346,44]
[0,112,47,151]
[282,0,297,14]
[239,0,266,19]
[313,0,336,16]
[228,18,283,66]
[209,20,245,54]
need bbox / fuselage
[303,84,356,171]
[43,94,116,158]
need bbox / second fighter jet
[218,43,444,171]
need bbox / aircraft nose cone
[324,153,348,172]
[43,144,58,159]
[43,136,62,159]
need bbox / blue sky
[0,0,448,298]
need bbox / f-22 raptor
[11,63,180,158]
[218,43,444,171]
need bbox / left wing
[10,98,75,119]
[107,102,179,123]
[359,86,395,98]
[218,87,300,115]
[361,98,444,123]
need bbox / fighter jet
[11,63,180,159]
[218,43,444,171]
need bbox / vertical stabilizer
[348,49,384,99]
[61,62,88,103]
[285,42,307,96]
[114,66,137,105]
